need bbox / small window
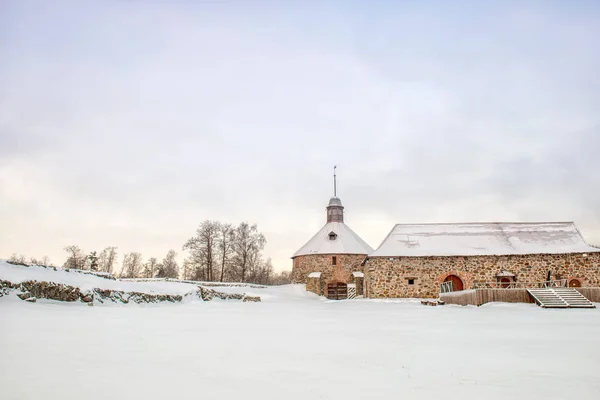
[328,232,337,240]
[408,279,415,285]
[332,256,337,266]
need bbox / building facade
[291,196,373,298]
[364,222,600,298]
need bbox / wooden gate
[326,282,348,300]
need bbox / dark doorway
[443,275,464,292]
[499,277,511,288]
[569,279,582,288]
[326,282,347,300]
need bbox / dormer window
[328,231,337,240]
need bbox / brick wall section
[364,252,600,299]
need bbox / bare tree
[98,247,118,273]
[120,252,143,278]
[262,257,274,285]
[183,220,220,281]
[157,250,178,279]
[181,258,193,281]
[232,222,266,282]
[64,245,86,270]
[217,223,235,282]
[271,270,292,285]
[142,257,159,278]
[9,254,25,264]
[40,255,51,267]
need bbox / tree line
[7,220,291,285]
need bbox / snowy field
[1,265,600,399]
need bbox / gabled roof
[293,222,374,258]
[369,222,600,257]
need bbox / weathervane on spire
[334,165,337,197]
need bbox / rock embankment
[198,287,261,302]
[0,279,260,305]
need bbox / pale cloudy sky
[1,0,599,271]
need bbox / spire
[327,165,344,223]
[334,165,337,197]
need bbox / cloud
[1,0,599,269]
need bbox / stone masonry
[365,252,600,299]
[292,254,367,285]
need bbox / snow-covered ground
[1,263,599,399]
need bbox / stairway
[552,288,595,308]
[527,288,595,309]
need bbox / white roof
[293,222,374,257]
[369,222,600,257]
[352,271,364,277]
[307,272,322,278]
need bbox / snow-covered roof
[307,272,322,278]
[369,222,600,257]
[352,271,364,277]
[293,222,374,257]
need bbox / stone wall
[365,252,600,299]
[306,276,323,295]
[0,279,260,304]
[354,276,364,296]
[292,254,367,284]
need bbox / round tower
[291,168,373,299]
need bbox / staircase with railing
[528,287,595,308]
[439,279,595,308]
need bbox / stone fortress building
[291,168,373,299]
[292,172,600,300]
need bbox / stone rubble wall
[0,279,260,305]
[197,286,261,302]
[306,277,323,295]
[365,252,600,298]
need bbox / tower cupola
[326,166,344,223]
[327,197,344,223]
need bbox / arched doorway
[326,282,348,300]
[443,275,464,292]
[569,279,582,288]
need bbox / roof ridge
[391,221,575,226]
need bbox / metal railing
[441,279,568,292]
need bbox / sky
[1,0,600,272]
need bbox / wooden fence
[575,288,600,302]
[441,287,600,306]
[440,289,535,306]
